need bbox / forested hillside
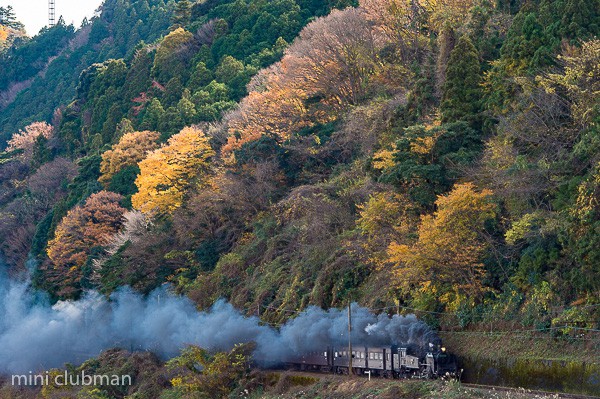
[1,0,599,355]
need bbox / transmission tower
[49,0,56,27]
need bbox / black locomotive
[287,344,460,380]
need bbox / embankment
[440,331,600,396]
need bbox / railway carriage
[287,344,460,380]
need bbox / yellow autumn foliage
[388,182,495,302]
[372,146,396,171]
[132,126,215,216]
[0,25,8,42]
[99,130,160,185]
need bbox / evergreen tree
[171,0,192,30]
[0,6,22,29]
[31,134,52,168]
[115,118,134,138]
[141,98,165,131]
[441,35,482,124]
[559,0,600,41]
[159,106,185,136]
[163,76,184,107]
[178,89,197,124]
[188,62,213,92]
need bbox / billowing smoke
[0,271,439,374]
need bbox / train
[286,344,461,380]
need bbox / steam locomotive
[287,344,460,380]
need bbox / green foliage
[192,0,336,65]
[108,164,140,206]
[0,6,23,30]
[441,35,482,124]
[141,98,165,131]
[0,0,174,145]
[171,0,192,30]
[152,28,194,84]
[1,0,599,339]
[379,122,482,207]
[0,23,74,91]
[485,0,600,110]
[165,343,255,399]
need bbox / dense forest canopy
[0,0,598,353]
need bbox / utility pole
[49,0,56,27]
[348,300,353,377]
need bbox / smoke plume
[0,270,439,374]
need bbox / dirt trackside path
[257,371,582,399]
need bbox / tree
[187,62,213,92]
[47,191,126,292]
[163,76,184,107]
[286,7,382,106]
[171,0,192,30]
[565,162,600,293]
[99,130,160,186]
[123,49,154,104]
[0,158,76,269]
[6,122,54,160]
[428,0,476,32]
[132,126,215,216]
[159,106,185,135]
[222,7,389,159]
[115,118,134,138]
[152,28,194,84]
[166,343,255,399]
[559,0,600,42]
[388,182,495,304]
[360,0,429,61]
[222,67,311,157]
[215,55,248,98]
[31,134,53,168]
[0,25,8,43]
[357,191,419,267]
[140,98,165,131]
[441,35,482,123]
[539,39,600,128]
[0,6,23,29]
[177,91,197,124]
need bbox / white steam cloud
[0,270,439,374]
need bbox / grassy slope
[440,331,600,364]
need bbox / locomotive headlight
[441,347,446,352]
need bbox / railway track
[462,383,600,399]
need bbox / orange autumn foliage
[222,7,385,159]
[47,191,126,274]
